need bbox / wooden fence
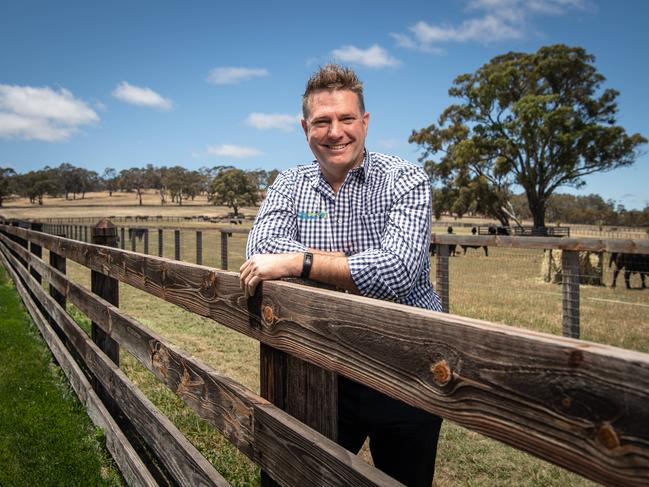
[36,220,649,339]
[1,219,649,486]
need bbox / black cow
[429,243,456,257]
[609,252,649,289]
[460,244,488,256]
[128,228,147,241]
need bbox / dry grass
[11,193,648,486]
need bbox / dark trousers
[337,377,442,487]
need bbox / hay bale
[541,250,603,286]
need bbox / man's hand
[239,253,301,298]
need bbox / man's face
[301,89,369,178]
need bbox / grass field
[2,192,647,486]
[0,266,122,487]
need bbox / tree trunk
[528,196,546,228]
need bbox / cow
[128,228,147,241]
[429,243,457,257]
[609,252,649,289]
[460,244,488,256]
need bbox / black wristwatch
[301,251,313,278]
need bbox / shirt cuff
[347,250,394,300]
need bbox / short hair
[302,63,365,118]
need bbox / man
[240,64,443,486]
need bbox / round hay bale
[541,250,603,286]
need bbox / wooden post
[29,222,43,284]
[158,228,163,257]
[91,219,120,409]
[562,250,580,338]
[196,230,202,265]
[120,227,125,249]
[220,231,229,270]
[174,229,181,261]
[143,229,149,255]
[84,225,88,242]
[49,232,69,352]
[259,287,338,487]
[435,244,450,313]
[130,228,136,252]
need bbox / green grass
[0,265,122,487]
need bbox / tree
[102,167,118,196]
[0,167,16,207]
[119,168,147,205]
[208,168,258,217]
[410,44,647,228]
[16,168,59,205]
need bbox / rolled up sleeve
[246,171,308,258]
[347,170,431,301]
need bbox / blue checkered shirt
[246,151,442,311]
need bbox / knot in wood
[431,360,452,386]
[597,423,620,450]
[262,305,276,326]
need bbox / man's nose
[328,120,343,138]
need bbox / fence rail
[1,220,649,486]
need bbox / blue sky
[1,0,647,209]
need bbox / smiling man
[240,64,443,486]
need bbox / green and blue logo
[298,210,329,221]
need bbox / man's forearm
[239,250,359,297]
[307,250,359,293]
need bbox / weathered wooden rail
[22,217,649,337]
[1,220,649,486]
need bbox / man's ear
[301,118,308,139]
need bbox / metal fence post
[220,231,229,270]
[196,230,202,265]
[562,250,580,338]
[435,244,450,313]
[174,229,181,261]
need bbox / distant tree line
[508,193,649,228]
[0,163,279,216]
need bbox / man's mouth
[324,143,350,151]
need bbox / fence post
[158,228,163,257]
[144,229,149,255]
[84,225,88,242]
[196,230,202,265]
[130,228,136,252]
[435,244,450,313]
[220,231,229,270]
[120,227,125,249]
[91,219,120,409]
[562,250,580,338]
[259,289,338,486]
[174,229,181,261]
[29,222,43,284]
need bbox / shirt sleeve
[246,170,308,258]
[347,168,432,301]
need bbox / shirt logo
[298,210,329,221]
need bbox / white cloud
[207,67,269,85]
[331,44,400,68]
[0,84,99,141]
[207,144,262,158]
[112,81,172,109]
[246,112,301,132]
[394,0,586,52]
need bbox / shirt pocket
[360,212,388,249]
